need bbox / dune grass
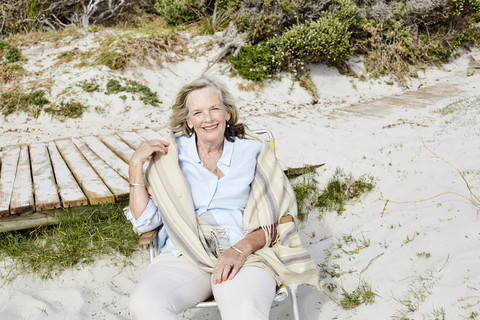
[0,202,139,280]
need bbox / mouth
[202,124,219,131]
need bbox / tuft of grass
[0,87,50,118]
[0,41,21,65]
[78,79,101,93]
[317,168,375,214]
[0,202,139,280]
[433,96,480,116]
[0,62,26,83]
[340,282,377,309]
[97,50,126,70]
[44,99,89,120]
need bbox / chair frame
[137,129,300,320]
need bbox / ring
[229,264,233,268]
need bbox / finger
[228,265,241,281]
[220,264,233,283]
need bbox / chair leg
[289,284,300,320]
[148,243,156,263]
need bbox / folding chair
[137,129,300,320]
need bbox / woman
[127,77,318,320]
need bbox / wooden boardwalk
[0,128,165,232]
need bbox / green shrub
[105,78,161,106]
[44,99,89,120]
[0,41,21,65]
[228,41,280,81]
[98,50,126,70]
[154,0,196,26]
[230,10,354,80]
[0,89,50,118]
[278,12,353,70]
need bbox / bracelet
[129,183,147,188]
[231,245,248,259]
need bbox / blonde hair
[169,77,245,141]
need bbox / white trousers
[130,253,276,320]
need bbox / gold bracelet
[129,183,147,188]
[231,245,248,259]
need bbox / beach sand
[1,29,479,319]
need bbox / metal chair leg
[289,284,300,320]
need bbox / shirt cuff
[126,199,162,229]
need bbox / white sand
[1,29,480,319]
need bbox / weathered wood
[10,146,34,215]
[139,229,159,246]
[72,138,130,201]
[137,128,164,141]
[48,142,88,208]
[0,212,59,232]
[100,134,135,164]
[55,139,114,205]
[0,146,21,216]
[82,136,129,179]
[116,131,145,150]
[30,143,61,211]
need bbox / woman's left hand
[212,247,246,284]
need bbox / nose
[204,110,213,122]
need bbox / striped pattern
[145,131,319,288]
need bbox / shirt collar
[186,133,234,167]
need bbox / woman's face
[186,86,231,146]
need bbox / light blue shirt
[126,133,262,256]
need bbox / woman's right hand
[130,139,170,166]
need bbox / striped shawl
[145,130,319,287]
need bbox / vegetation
[317,168,375,214]
[290,166,375,220]
[105,78,162,106]
[0,202,138,280]
[340,282,377,308]
[0,88,50,118]
[44,99,89,121]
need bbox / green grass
[317,168,375,214]
[105,78,161,106]
[44,99,89,120]
[340,282,377,309]
[0,202,139,280]
[0,88,50,118]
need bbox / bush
[44,99,89,120]
[229,8,354,80]
[0,89,50,118]
[154,0,196,25]
[0,42,21,65]
[228,41,279,81]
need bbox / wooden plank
[100,134,135,164]
[0,146,21,216]
[116,131,145,150]
[48,142,88,208]
[137,128,164,141]
[72,138,129,201]
[55,139,114,205]
[30,143,61,211]
[10,146,34,215]
[0,212,59,232]
[82,136,129,179]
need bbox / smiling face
[186,86,231,147]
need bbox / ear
[226,111,231,122]
[186,118,193,130]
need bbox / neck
[196,138,224,155]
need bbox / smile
[203,124,219,130]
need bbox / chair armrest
[139,228,159,246]
[279,214,294,224]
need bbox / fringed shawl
[145,130,319,287]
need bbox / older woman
[127,77,318,320]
